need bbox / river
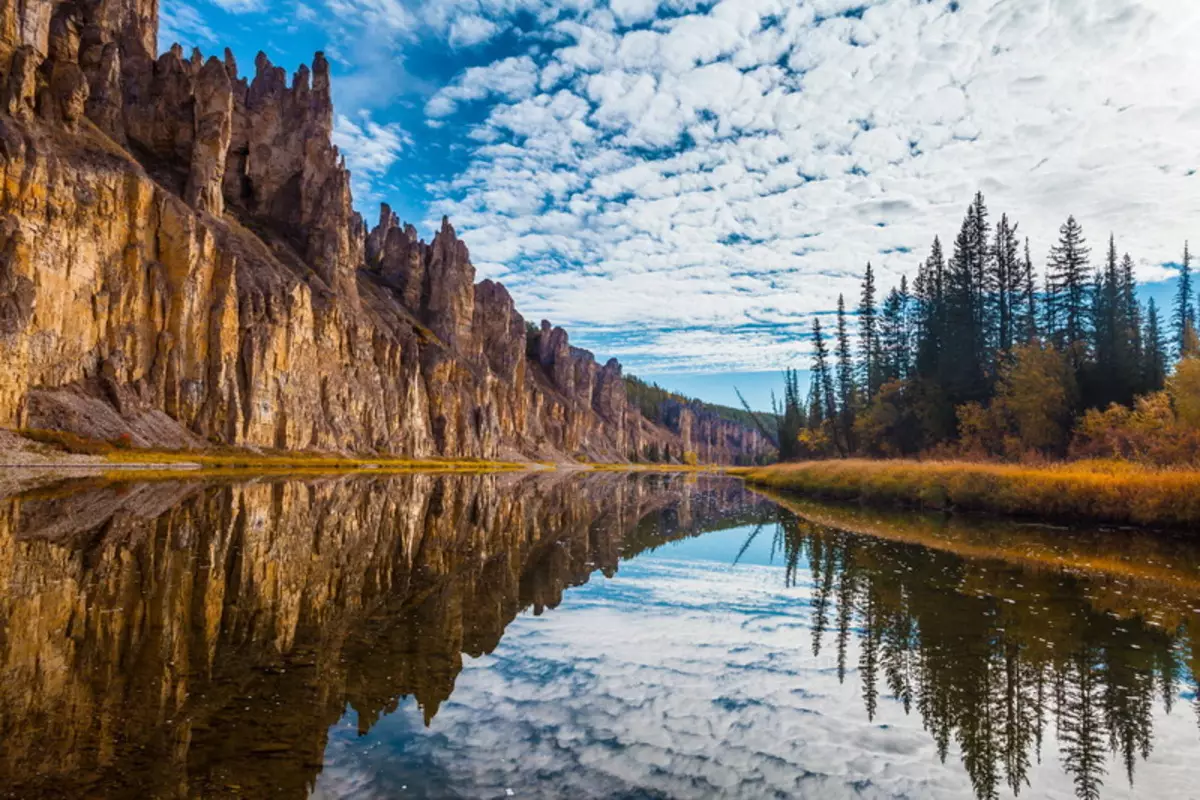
[0,471,1198,799]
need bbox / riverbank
[759,490,1200,611]
[1,429,534,474]
[742,459,1200,528]
[2,428,760,479]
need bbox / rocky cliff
[0,0,773,463]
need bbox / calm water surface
[2,471,1200,799]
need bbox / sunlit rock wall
[0,0,771,463]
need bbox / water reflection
[0,473,1198,799]
[0,472,768,798]
[766,495,1200,800]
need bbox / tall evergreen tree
[810,317,838,440]
[859,262,882,396]
[772,369,805,461]
[941,199,991,405]
[967,192,993,352]
[1143,298,1167,393]
[806,380,825,429]
[880,284,907,383]
[993,213,1023,355]
[835,295,856,453]
[1174,242,1196,357]
[1092,234,1123,405]
[1042,267,1059,346]
[1046,215,1091,359]
[1019,239,1038,343]
[915,238,946,378]
[1120,253,1142,384]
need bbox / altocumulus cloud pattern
[163,0,1200,374]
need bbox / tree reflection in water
[756,497,1200,800]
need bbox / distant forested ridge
[625,376,778,464]
[625,376,777,432]
[773,191,1200,464]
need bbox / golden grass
[742,458,1200,528]
[585,462,749,475]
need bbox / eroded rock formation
[0,0,773,463]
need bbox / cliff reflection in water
[0,472,769,798]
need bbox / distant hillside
[625,376,779,463]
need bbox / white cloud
[204,0,266,11]
[160,2,219,47]
[425,55,541,117]
[410,0,1200,371]
[333,113,412,204]
[174,0,1200,373]
[448,13,500,47]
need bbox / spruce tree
[1120,253,1142,383]
[880,285,906,383]
[1174,242,1196,357]
[993,212,1022,355]
[777,369,805,460]
[810,317,838,443]
[915,238,946,378]
[807,380,824,428]
[898,274,912,377]
[968,192,992,353]
[859,262,881,396]
[1019,238,1038,343]
[1143,298,1167,392]
[1046,215,1091,358]
[1092,234,1122,404]
[835,296,856,453]
[941,201,990,405]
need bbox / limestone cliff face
[0,472,769,796]
[0,0,771,463]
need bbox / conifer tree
[776,368,805,461]
[810,317,838,443]
[993,213,1023,355]
[880,285,906,383]
[1019,239,1038,343]
[942,201,990,404]
[915,238,946,378]
[1120,252,1142,381]
[769,188,1200,461]
[1175,242,1196,357]
[1046,215,1091,358]
[835,296,856,453]
[807,380,824,428]
[1143,298,1167,392]
[859,262,882,396]
[1092,234,1122,404]
[1042,269,1059,347]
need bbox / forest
[763,191,1200,466]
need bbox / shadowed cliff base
[0,1,773,467]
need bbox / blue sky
[164,0,1200,411]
